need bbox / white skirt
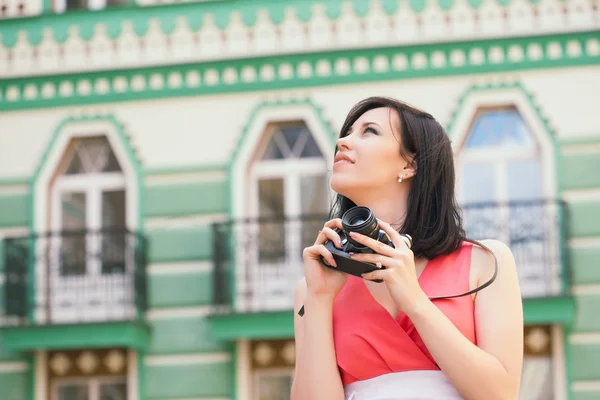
[344,370,464,400]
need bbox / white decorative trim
[561,188,600,202]
[146,305,217,320]
[561,143,600,155]
[144,352,231,366]
[572,380,600,392]
[127,350,139,400]
[569,333,600,344]
[144,171,227,185]
[144,213,228,229]
[0,0,42,19]
[572,284,600,295]
[236,340,251,400]
[0,0,598,78]
[0,226,28,237]
[35,351,47,400]
[568,236,600,248]
[0,361,29,373]
[551,325,567,400]
[148,261,212,275]
[0,185,28,195]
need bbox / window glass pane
[281,126,304,156]
[520,356,553,399]
[100,382,127,400]
[261,138,285,160]
[258,179,285,262]
[300,175,329,215]
[66,0,87,10]
[102,190,126,228]
[106,0,128,6]
[462,163,496,204]
[102,190,126,274]
[57,383,89,400]
[65,137,121,174]
[300,175,329,253]
[299,133,323,158]
[259,179,285,218]
[61,192,87,276]
[257,374,293,400]
[260,125,323,160]
[507,160,543,201]
[465,109,535,150]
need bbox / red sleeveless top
[332,242,477,385]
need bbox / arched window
[49,135,130,322]
[246,122,330,310]
[458,107,554,295]
[457,106,560,399]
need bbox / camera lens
[341,206,379,249]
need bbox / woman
[290,97,524,400]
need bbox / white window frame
[230,105,335,312]
[230,104,336,221]
[447,88,565,400]
[51,173,126,276]
[456,110,542,205]
[34,123,139,324]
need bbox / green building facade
[0,1,599,399]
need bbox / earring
[398,175,403,183]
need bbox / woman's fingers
[361,268,388,281]
[350,253,392,267]
[314,218,343,246]
[303,244,337,267]
[376,218,411,249]
[348,231,396,257]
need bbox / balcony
[208,200,575,340]
[0,229,149,351]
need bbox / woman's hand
[348,218,427,313]
[302,218,348,298]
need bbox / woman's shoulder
[468,239,518,297]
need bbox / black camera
[320,206,411,282]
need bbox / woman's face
[330,107,411,198]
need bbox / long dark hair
[329,96,466,260]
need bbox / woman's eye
[364,127,378,135]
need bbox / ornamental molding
[0,0,598,78]
[1,32,598,112]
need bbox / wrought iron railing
[1,228,148,326]
[212,200,569,313]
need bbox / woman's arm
[290,278,345,400]
[406,239,524,400]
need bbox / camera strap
[426,238,498,301]
[297,238,498,317]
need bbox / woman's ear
[399,158,417,181]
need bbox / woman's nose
[336,134,352,151]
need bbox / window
[48,349,128,400]
[48,135,131,323]
[457,107,556,298]
[245,122,329,310]
[54,0,127,13]
[251,340,295,400]
[520,326,555,400]
[457,108,562,399]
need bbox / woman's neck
[350,187,410,231]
